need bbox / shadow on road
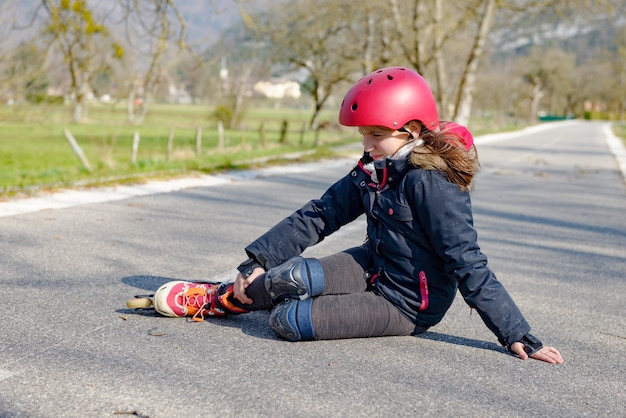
[121,274,176,291]
[119,275,514,351]
[417,331,508,355]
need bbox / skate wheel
[126,297,153,309]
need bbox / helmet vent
[387,75,394,80]
[351,103,358,111]
[366,79,373,85]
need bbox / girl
[143,67,563,364]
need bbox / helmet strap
[397,126,415,140]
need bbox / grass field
[0,101,353,199]
[2,101,624,200]
[613,123,626,146]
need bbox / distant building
[253,80,301,99]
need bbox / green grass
[0,102,355,199]
[5,101,620,200]
[612,123,626,146]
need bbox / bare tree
[40,0,123,122]
[616,25,626,120]
[496,0,624,116]
[511,47,576,122]
[258,0,362,135]
[451,0,498,125]
[117,0,194,124]
[117,0,254,124]
[381,0,620,125]
[0,40,49,102]
[0,1,48,101]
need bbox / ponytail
[409,122,480,191]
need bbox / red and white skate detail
[127,281,247,322]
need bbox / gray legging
[236,246,418,340]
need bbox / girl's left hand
[510,343,564,364]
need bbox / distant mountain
[175,0,278,49]
[175,1,243,48]
[491,11,625,60]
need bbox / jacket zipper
[418,271,429,311]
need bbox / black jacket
[244,155,539,349]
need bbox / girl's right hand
[233,267,265,305]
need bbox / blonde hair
[409,122,480,191]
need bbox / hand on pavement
[510,343,564,364]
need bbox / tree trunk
[135,94,149,125]
[363,12,375,73]
[433,0,451,119]
[390,0,423,74]
[453,0,497,126]
[529,83,544,124]
[231,66,252,128]
[73,98,83,123]
[309,107,320,132]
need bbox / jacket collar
[358,154,411,191]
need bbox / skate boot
[127,281,248,322]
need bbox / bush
[25,93,64,105]
[213,104,234,128]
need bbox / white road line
[0,158,355,218]
[603,123,626,184]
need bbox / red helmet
[339,67,439,131]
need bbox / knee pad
[265,256,324,303]
[269,299,315,341]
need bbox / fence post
[217,121,224,151]
[63,128,93,172]
[299,122,306,145]
[258,123,266,148]
[195,126,202,157]
[167,126,174,161]
[240,125,246,147]
[279,120,288,144]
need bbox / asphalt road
[0,120,624,417]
